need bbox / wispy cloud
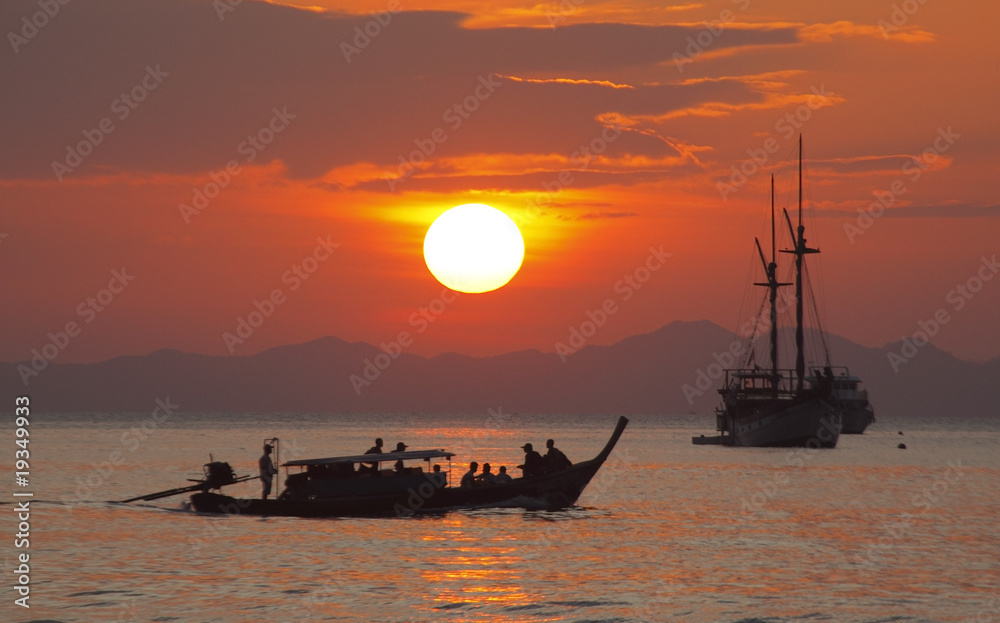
[498,75,635,89]
[815,204,1000,219]
[809,153,954,177]
[799,20,936,43]
[564,210,640,221]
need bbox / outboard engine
[203,461,237,490]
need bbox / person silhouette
[460,462,479,488]
[431,463,447,487]
[495,465,512,484]
[476,462,497,485]
[362,437,383,473]
[544,439,572,472]
[517,443,544,477]
[393,442,408,473]
[258,444,277,500]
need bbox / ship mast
[754,175,788,395]
[781,134,819,392]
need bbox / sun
[423,204,525,294]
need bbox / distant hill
[3,320,997,417]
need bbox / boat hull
[190,416,628,518]
[191,460,604,517]
[721,394,841,448]
[839,403,874,434]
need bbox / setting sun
[423,204,525,294]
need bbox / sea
[6,411,999,623]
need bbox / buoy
[898,431,904,435]
[897,443,907,449]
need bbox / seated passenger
[476,463,497,486]
[460,462,479,488]
[543,439,572,473]
[361,437,383,473]
[494,465,512,485]
[430,464,447,487]
[393,442,408,473]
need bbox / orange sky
[1,0,998,365]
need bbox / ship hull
[722,394,841,448]
[839,403,875,434]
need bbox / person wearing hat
[544,439,572,473]
[258,444,277,500]
[517,443,544,478]
[393,442,408,473]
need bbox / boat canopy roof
[282,449,455,467]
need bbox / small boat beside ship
[124,416,628,518]
[817,367,875,434]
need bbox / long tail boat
[125,417,628,518]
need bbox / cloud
[497,75,636,89]
[564,211,640,221]
[808,153,953,177]
[798,20,936,44]
[815,204,1000,219]
[0,0,800,183]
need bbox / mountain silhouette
[4,321,996,417]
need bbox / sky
[2,0,998,366]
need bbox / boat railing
[722,368,802,395]
[813,365,852,377]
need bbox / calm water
[7,412,999,622]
